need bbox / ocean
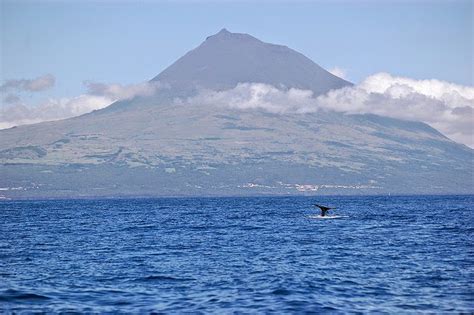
[1,195,473,313]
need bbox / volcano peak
[153,29,352,96]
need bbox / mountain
[153,28,351,94]
[103,28,351,112]
[0,29,472,199]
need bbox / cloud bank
[184,73,474,147]
[84,81,163,100]
[0,80,163,129]
[1,73,472,147]
[0,95,112,129]
[0,74,56,92]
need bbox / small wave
[0,289,50,302]
[240,226,264,231]
[121,224,157,231]
[272,288,292,296]
[308,215,348,219]
[137,275,195,282]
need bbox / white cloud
[84,81,164,100]
[319,73,474,146]
[0,81,163,129]
[182,73,474,147]
[0,74,55,92]
[328,67,347,80]
[359,73,474,100]
[181,83,314,114]
[0,95,112,129]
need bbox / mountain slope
[0,29,472,198]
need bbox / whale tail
[314,204,335,217]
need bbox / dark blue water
[1,195,473,313]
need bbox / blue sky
[1,0,472,100]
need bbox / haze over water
[1,195,472,313]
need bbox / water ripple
[0,195,473,312]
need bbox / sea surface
[1,195,473,313]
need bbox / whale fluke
[314,204,335,217]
